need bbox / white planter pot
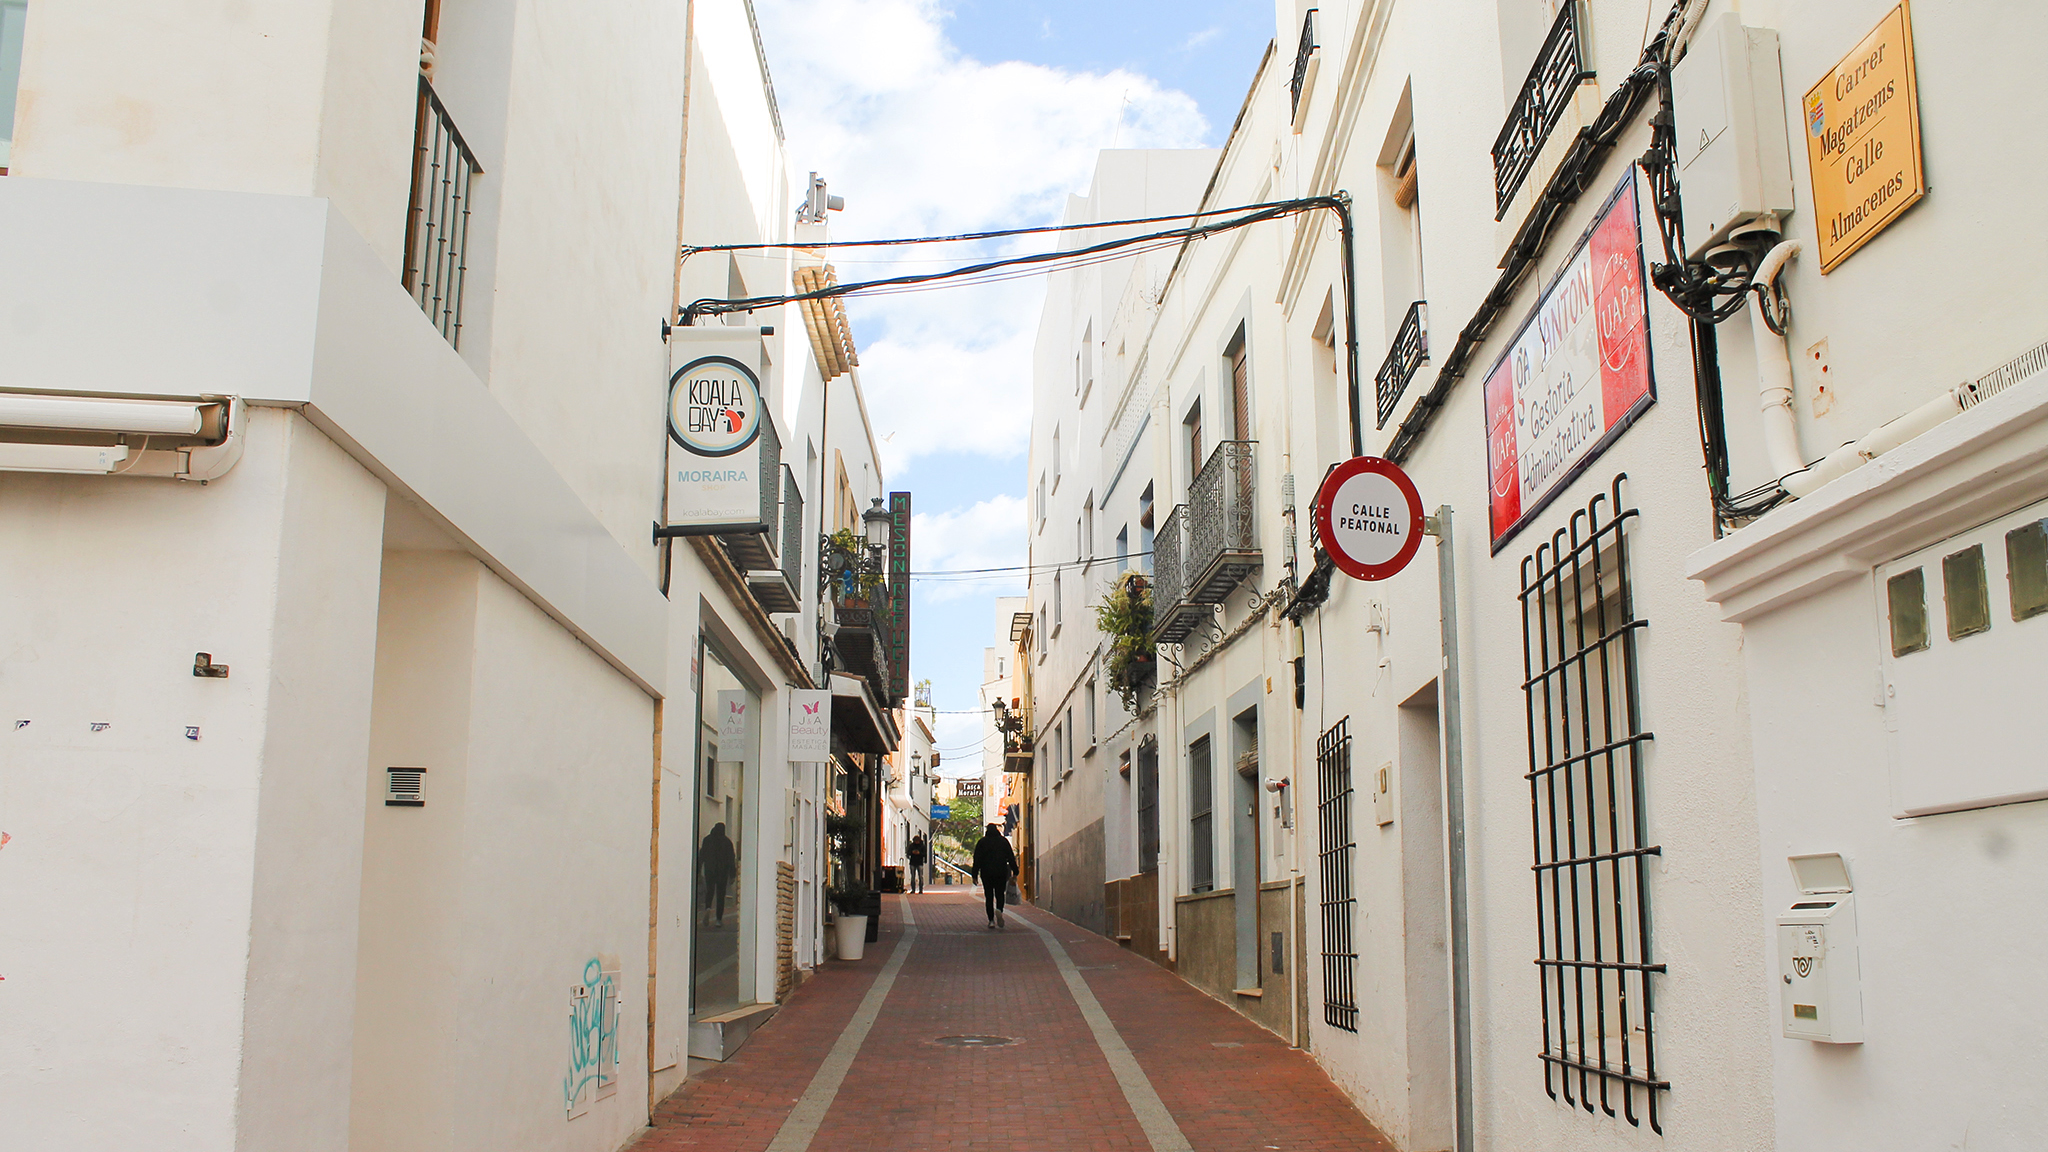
[834,914,869,960]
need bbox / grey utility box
[1671,14,1796,259]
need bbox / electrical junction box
[1372,762,1394,827]
[1671,14,1796,259]
[1777,853,1864,1043]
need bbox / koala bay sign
[1314,456,1425,582]
[665,329,775,533]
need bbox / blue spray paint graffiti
[563,956,621,1117]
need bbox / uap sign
[665,329,775,533]
[1314,456,1425,582]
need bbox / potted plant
[828,882,872,960]
[1096,571,1156,710]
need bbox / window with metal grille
[1137,741,1160,874]
[1519,474,1664,1130]
[1188,736,1214,892]
[1315,717,1357,1031]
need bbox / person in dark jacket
[906,832,928,894]
[970,823,1019,929]
[698,822,737,926]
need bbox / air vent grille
[1959,338,2048,409]
[386,766,426,807]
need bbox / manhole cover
[932,1034,1021,1048]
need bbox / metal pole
[1425,505,1473,1152]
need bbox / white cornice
[1688,377,2048,623]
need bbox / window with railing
[1316,717,1358,1031]
[1288,9,1318,119]
[1492,1,1592,218]
[1186,440,1258,603]
[779,466,804,595]
[1376,301,1428,429]
[0,0,27,175]
[1519,474,1664,1131]
[405,76,483,347]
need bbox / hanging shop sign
[716,690,751,742]
[955,778,984,798]
[666,328,772,534]
[1314,456,1425,581]
[789,688,831,760]
[1802,2,1924,273]
[1484,176,1654,552]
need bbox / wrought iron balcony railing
[1491,1,1593,218]
[1289,9,1319,119]
[404,78,483,347]
[1376,301,1428,429]
[1186,440,1260,603]
[1149,504,1205,645]
[833,590,897,706]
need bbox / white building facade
[0,2,901,1148]
[1027,1,2047,1150]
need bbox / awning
[831,672,897,754]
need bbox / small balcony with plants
[1096,570,1156,708]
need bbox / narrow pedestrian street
[638,890,1393,1152]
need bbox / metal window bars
[1518,473,1665,1131]
[1186,440,1259,603]
[1316,717,1358,1032]
[1375,301,1429,430]
[1491,1,1593,218]
[404,77,483,347]
[780,466,804,598]
[1289,9,1319,117]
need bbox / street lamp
[861,496,892,551]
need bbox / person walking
[906,832,928,895]
[698,822,737,927]
[970,823,1019,929]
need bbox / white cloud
[911,493,1029,601]
[755,0,1210,472]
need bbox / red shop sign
[1314,456,1425,582]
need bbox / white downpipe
[1752,240,1806,483]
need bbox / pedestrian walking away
[969,822,1019,928]
[906,831,928,894]
[698,821,737,926]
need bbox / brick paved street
[635,889,1397,1152]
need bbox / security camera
[1264,777,1289,793]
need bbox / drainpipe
[1424,506,1473,1152]
[1751,239,1805,483]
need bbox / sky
[753,0,1275,771]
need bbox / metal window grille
[1315,718,1358,1031]
[1375,301,1429,429]
[1519,474,1665,1130]
[1288,9,1318,117]
[1137,741,1160,874]
[1491,1,1593,217]
[1188,736,1214,892]
[404,77,483,347]
[780,465,804,594]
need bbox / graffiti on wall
[563,955,621,1118]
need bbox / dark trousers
[907,860,925,893]
[984,875,1009,921]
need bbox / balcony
[1186,440,1261,602]
[1491,1,1593,218]
[1375,301,1428,429]
[719,414,783,573]
[833,589,898,708]
[745,464,802,614]
[1149,504,1206,644]
[404,77,483,347]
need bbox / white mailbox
[1776,853,1864,1044]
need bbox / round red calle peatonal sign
[1313,456,1425,582]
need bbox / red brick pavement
[632,887,1396,1152]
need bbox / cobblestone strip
[763,896,919,1152]
[1015,908,1193,1152]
